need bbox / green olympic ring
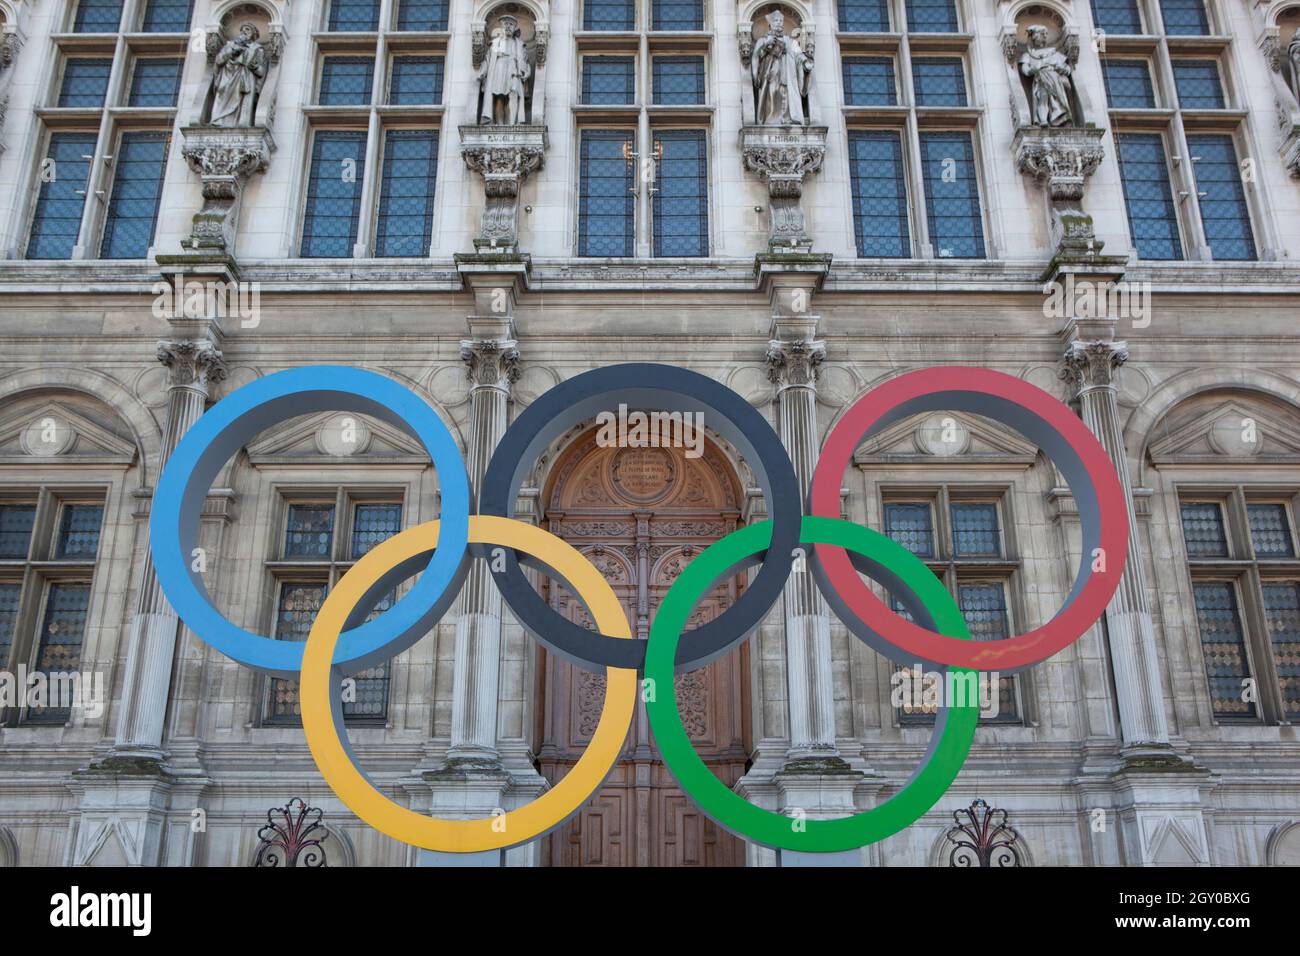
[645,515,979,853]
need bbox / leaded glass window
[585,0,636,31]
[1187,134,1255,261]
[884,503,935,557]
[906,0,959,32]
[951,503,1000,557]
[56,505,103,559]
[1115,132,1183,260]
[346,589,395,719]
[129,58,184,108]
[1173,60,1224,108]
[74,0,123,33]
[839,0,891,32]
[27,133,96,260]
[397,0,449,31]
[578,130,635,256]
[653,0,703,30]
[843,57,897,105]
[1160,0,1208,35]
[99,132,169,259]
[1181,502,1228,557]
[301,131,367,257]
[375,130,438,257]
[582,57,635,105]
[958,583,1019,720]
[0,505,37,559]
[1193,582,1255,718]
[269,583,327,720]
[389,56,444,104]
[329,0,379,32]
[58,58,113,108]
[1102,59,1156,108]
[320,57,376,105]
[30,583,91,719]
[284,505,335,558]
[919,131,985,259]
[1263,583,1300,719]
[0,583,19,666]
[848,130,910,257]
[352,503,403,558]
[1248,504,1295,558]
[652,130,708,257]
[911,57,967,106]
[653,57,705,105]
[1091,0,1144,34]
[141,0,192,32]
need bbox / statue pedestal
[1281,123,1300,179]
[178,125,274,256]
[1013,125,1110,268]
[459,124,548,254]
[740,125,827,253]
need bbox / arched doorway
[534,428,751,866]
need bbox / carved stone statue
[1288,27,1300,108]
[751,10,813,126]
[207,23,266,127]
[1019,25,1074,127]
[477,15,531,125]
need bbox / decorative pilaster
[740,126,828,252]
[459,126,547,253]
[446,323,519,767]
[1059,330,1173,757]
[112,329,226,762]
[179,126,274,255]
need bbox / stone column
[113,324,226,762]
[446,318,519,766]
[1060,326,1172,754]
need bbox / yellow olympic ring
[301,515,637,852]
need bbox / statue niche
[749,7,813,126]
[1007,22,1082,129]
[203,20,268,128]
[474,10,538,126]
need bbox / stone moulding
[459,124,548,253]
[739,124,828,253]
[179,125,275,255]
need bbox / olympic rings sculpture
[152,362,1129,855]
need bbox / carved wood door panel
[534,434,750,867]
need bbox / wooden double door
[534,432,751,867]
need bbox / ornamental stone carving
[1018,25,1076,127]
[1263,23,1300,177]
[0,19,23,152]
[1013,125,1107,258]
[460,125,547,252]
[206,22,267,128]
[179,126,275,254]
[472,6,546,127]
[740,125,827,251]
[751,9,814,126]
[460,337,521,388]
[1060,337,1129,391]
[765,336,825,389]
[157,338,228,390]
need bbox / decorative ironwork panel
[578,130,635,257]
[839,0,891,33]
[351,503,404,558]
[911,57,967,106]
[301,131,367,257]
[848,130,909,257]
[56,504,103,559]
[100,132,170,259]
[946,800,1023,866]
[843,56,897,106]
[1248,504,1295,558]
[884,503,935,557]
[253,798,328,867]
[582,57,635,105]
[1091,0,1144,35]
[284,504,335,558]
[653,130,708,258]
[129,58,184,108]
[320,56,376,106]
[389,56,444,105]
[1116,132,1183,260]
[1193,582,1256,719]
[950,503,999,557]
[59,58,113,108]
[919,131,985,259]
[28,134,97,260]
[329,0,380,32]
[906,0,959,33]
[1187,134,1255,261]
[1102,58,1156,108]
[375,130,438,257]
[0,505,36,559]
[653,57,705,105]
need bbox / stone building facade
[0,0,1298,867]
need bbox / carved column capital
[460,338,521,390]
[157,339,227,391]
[1060,338,1129,392]
[765,338,826,390]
